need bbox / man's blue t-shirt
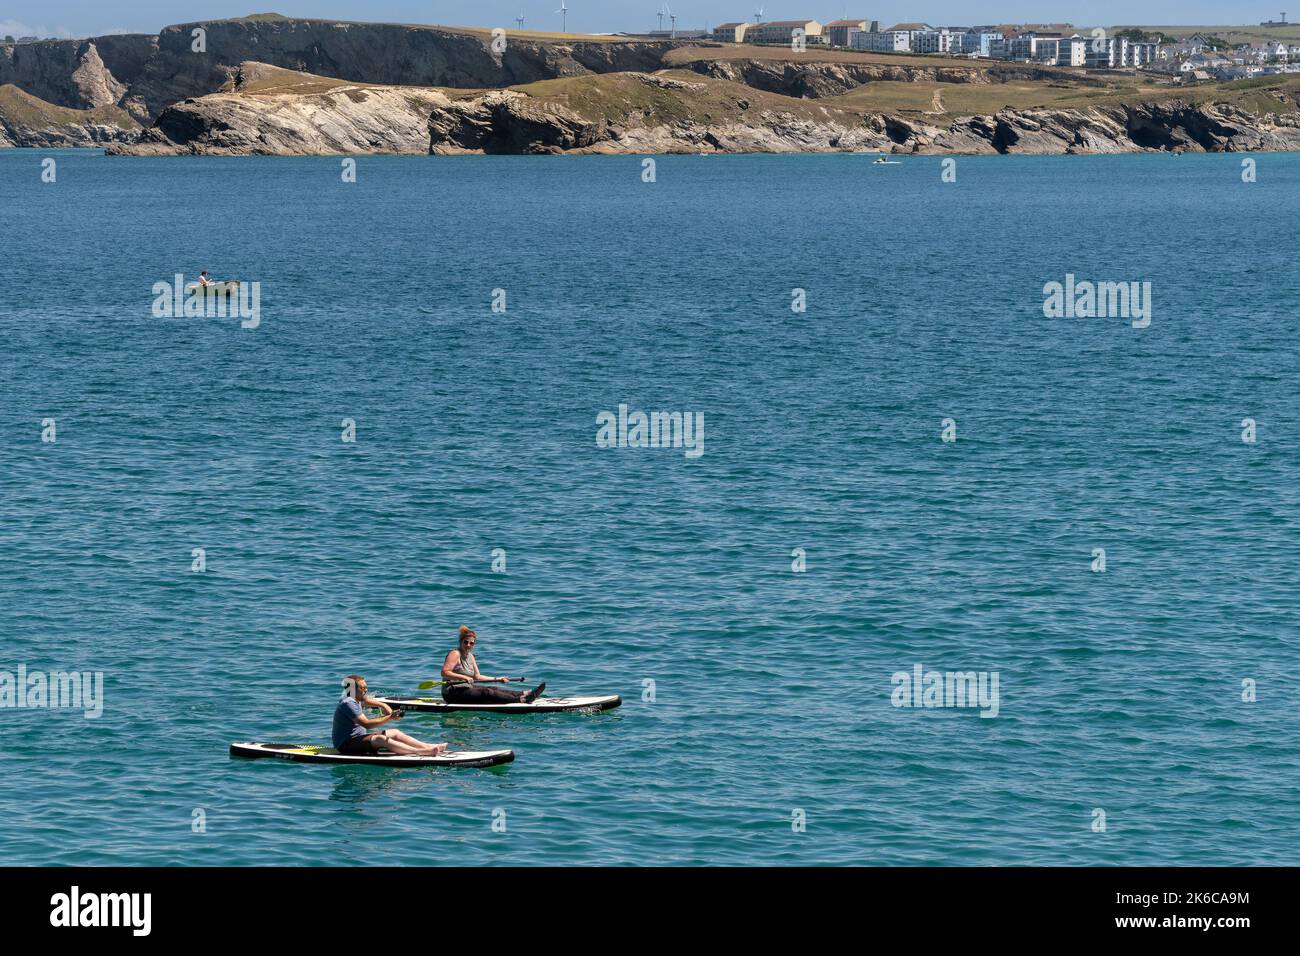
[332,698,366,749]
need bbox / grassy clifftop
[0,84,138,128]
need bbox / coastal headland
[3,14,1299,155]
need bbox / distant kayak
[374,694,622,715]
[230,741,515,767]
[873,158,901,165]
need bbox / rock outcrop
[0,83,138,147]
[427,91,605,154]
[110,63,450,155]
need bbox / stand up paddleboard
[374,694,622,715]
[230,742,514,768]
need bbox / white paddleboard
[230,741,514,768]
[374,694,622,715]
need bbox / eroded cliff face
[0,113,137,147]
[424,83,1300,156]
[111,62,452,155]
[0,36,157,118]
[102,62,1300,159]
[1,19,683,123]
[0,82,139,147]
[427,91,607,154]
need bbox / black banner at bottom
[1,866,1279,940]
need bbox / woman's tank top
[442,650,476,699]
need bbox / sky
[0,2,1285,39]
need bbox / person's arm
[466,656,511,683]
[354,697,396,728]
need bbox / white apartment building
[1085,36,1128,67]
[913,28,963,54]
[1004,34,1063,62]
[852,30,913,52]
[960,31,1004,56]
[1057,35,1088,66]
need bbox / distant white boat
[873,157,901,165]
[185,280,241,297]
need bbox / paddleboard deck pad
[374,694,622,715]
[230,742,514,767]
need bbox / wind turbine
[665,1,677,37]
[657,5,665,32]
[516,12,526,30]
[557,0,568,33]
[754,6,765,25]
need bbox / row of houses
[1148,33,1300,81]
[713,20,1017,53]
[1168,34,1300,60]
[859,26,1159,68]
[711,20,1160,67]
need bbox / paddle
[416,677,527,691]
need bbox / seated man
[334,675,447,756]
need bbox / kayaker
[334,675,447,756]
[441,626,545,704]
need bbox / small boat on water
[873,157,901,165]
[186,280,241,297]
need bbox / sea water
[1,149,1297,865]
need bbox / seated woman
[442,626,545,705]
[334,675,447,756]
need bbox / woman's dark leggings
[443,683,527,704]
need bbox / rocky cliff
[427,83,1300,155]
[0,16,683,122]
[117,63,452,155]
[101,63,1300,158]
[0,83,138,147]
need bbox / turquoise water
[1,148,1298,866]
